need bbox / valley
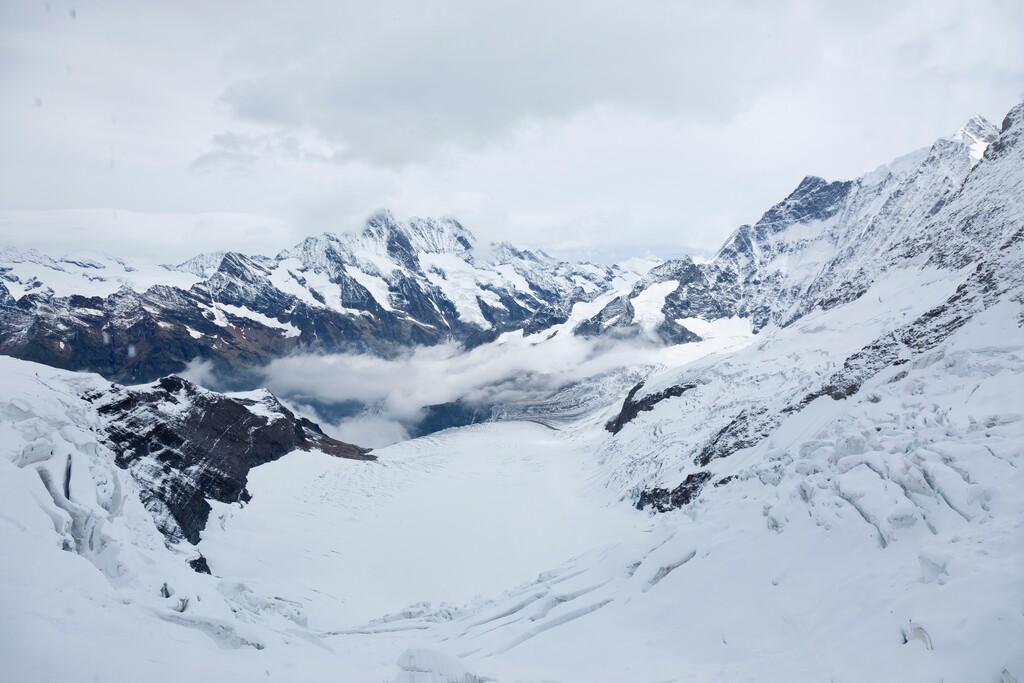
[1,101,1022,682]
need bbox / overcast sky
[1,0,1022,262]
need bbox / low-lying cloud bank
[265,337,626,420]
[258,320,754,448]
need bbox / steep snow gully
[1,104,1023,682]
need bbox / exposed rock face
[573,296,636,338]
[411,400,490,438]
[653,318,701,345]
[522,305,569,336]
[0,355,373,582]
[693,406,781,467]
[88,375,372,545]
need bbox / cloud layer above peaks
[1,0,1022,261]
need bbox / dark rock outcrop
[636,471,713,512]
[606,381,698,434]
[573,296,636,338]
[523,305,569,336]
[89,375,372,545]
[694,406,781,467]
[411,400,491,438]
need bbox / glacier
[1,103,1023,682]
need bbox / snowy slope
[0,358,377,683]
[6,286,1010,682]
[200,423,640,629]
[0,247,204,300]
[0,356,368,562]
[352,293,1022,683]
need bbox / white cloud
[261,337,632,422]
[319,414,410,451]
[178,357,218,386]
[259,319,753,445]
[0,209,296,261]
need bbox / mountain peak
[361,210,475,255]
[756,175,853,229]
[952,113,998,142]
[363,207,400,232]
[951,114,1000,165]
[406,216,476,253]
[169,251,227,278]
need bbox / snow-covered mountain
[3,108,1003,390]
[0,211,641,384]
[578,104,1023,505]
[574,114,1003,342]
[1,101,1023,682]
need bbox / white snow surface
[629,279,678,339]
[217,303,302,337]
[0,246,202,300]
[420,252,508,328]
[201,422,640,629]
[0,358,347,682]
[2,265,1022,681]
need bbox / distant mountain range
[1,110,1012,392]
[0,211,649,384]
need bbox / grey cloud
[189,130,344,174]
[218,1,826,166]
[1,0,1022,262]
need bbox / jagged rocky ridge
[88,376,371,547]
[576,114,1003,342]
[605,380,698,435]
[0,213,627,384]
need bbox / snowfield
[1,284,1021,681]
[376,299,1023,683]
[200,422,641,630]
